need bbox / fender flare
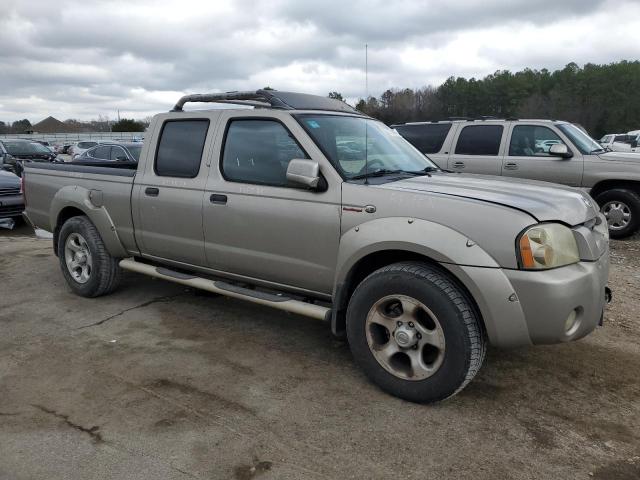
[50,185,128,258]
[334,217,500,289]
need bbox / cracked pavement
[1,225,639,480]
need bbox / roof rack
[171,89,361,114]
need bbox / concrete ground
[1,224,639,480]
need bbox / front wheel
[346,262,486,403]
[595,188,640,239]
[57,216,122,297]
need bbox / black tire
[595,189,640,239]
[346,262,486,403]
[57,216,122,297]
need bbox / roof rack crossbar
[171,90,279,112]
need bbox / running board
[118,258,331,321]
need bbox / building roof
[32,116,78,133]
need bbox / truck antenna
[364,43,369,185]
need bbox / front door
[447,124,506,175]
[502,124,583,186]
[203,112,341,295]
[134,116,217,266]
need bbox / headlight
[518,223,580,270]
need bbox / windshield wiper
[350,168,408,180]
[590,148,606,154]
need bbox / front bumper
[0,194,25,218]
[447,251,610,348]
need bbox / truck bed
[23,162,138,255]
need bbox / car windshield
[295,114,437,180]
[3,141,43,155]
[557,123,603,154]
[126,145,142,161]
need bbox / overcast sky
[1,0,639,122]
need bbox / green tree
[328,91,344,101]
[112,118,146,132]
[11,119,32,133]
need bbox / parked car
[73,142,142,164]
[34,140,55,153]
[0,168,24,220]
[23,89,610,403]
[599,134,623,149]
[0,139,57,176]
[610,134,640,153]
[68,141,100,159]
[393,119,640,238]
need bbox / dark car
[0,139,58,176]
[0,169,24,220]
[74,142,142,165]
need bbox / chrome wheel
[365,295,446,381]
[64,233,92,284]
[602,201,631,230]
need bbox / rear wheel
[57,216,121,297]
[346,262,486,403]
[595,189,640,239]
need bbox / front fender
[50,185,127,258]
[334,217,500,289]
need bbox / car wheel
[346,262,486,403]
[595,189,640,239]
[57,216,122,297]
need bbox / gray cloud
[0,0,638,122]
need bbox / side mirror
[549,143,573,159]
[286,159,321,189]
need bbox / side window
[509,125,565,157]
[455,125,503,155]
[110,146,127,160]
[221,119,309,187]
[395,123,452,154]
[92,145,111,159]
[155,120,209,178]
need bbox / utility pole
[365,43,368,99]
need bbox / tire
[595,189,640,239]
[57,216,122,297]
[346,262,486,403]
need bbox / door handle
[452,161,465,168]
[504,162,518,170]
[145,187,159,196]
[209,193,228,205]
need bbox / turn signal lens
[518,223,580,270]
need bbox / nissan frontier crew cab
[393,119,640,238]
[23,90,611,403]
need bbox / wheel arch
[51,186,127,258]
[590,179,640,200]
[331,248,487,340]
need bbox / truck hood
[0,169,20,187]
[597,151,640,163]
[379,173,598,226]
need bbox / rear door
[133,115,219,266]
[447,123,506,175]
[502,123,583,186]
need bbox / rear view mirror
[286,159,321,189]
[549,143,573,159]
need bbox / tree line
[0,117,148,134]
[350,61,640,138]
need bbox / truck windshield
[295,114,437,180]
[557,123,604,154]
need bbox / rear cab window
[394,123,452,154]
[155,119,210,178]
[454,125,504,155]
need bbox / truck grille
[0,187,20,196]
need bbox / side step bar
[119,258,331,321]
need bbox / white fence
[0,132,145,144]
